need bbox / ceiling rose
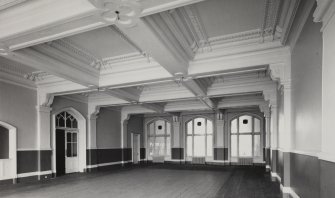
[90,0,142,28]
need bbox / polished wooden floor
[0,165,282,198]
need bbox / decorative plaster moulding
[89,0,142,27]
[0,0,26,11]
[313,0,335,30]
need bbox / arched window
[230,115,262,160]
[147,119,171,157]
[186,117,213,158]
[56,111,78,129]
[0,125,9,159]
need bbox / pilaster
[172,116,181,148]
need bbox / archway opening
[0,121,17,182]
[52,108,86,176]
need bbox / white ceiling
[66,26,138,59]
[195,0,264,37]
[0,0,309,113]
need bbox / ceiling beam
[198,97,216,110]
[182,78,216,109]
[0,0,205,50]
[116,18,189,75]
[141,103,165,114]
[2,49,99,87]
[104,89,140,103]
[103,87,164,113]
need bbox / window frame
[186,117,213,159]
[229,114,263,161]
[147,119,171,159]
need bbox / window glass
[254,118,260,133]
[73,133,77,143]
[207,120,213,134]
[149,123,154,135]
[187,136,192,157]
[187,121,193,135]
[239,115,252,133]
[154,137,165,156]
[254,135,261,157]
[155,120,165,135]
[73,143,77,157]
[66,117,72,128]
[67,143,72,157]
[194,136,205,157]
[231,119,237,134]
[147,120,171,158]
[67,133,72,143]
[206,135,213,157]
[58,116,65,127]
[148,137,155,156]
[194,118,205,135]
[231,135,237,157]
[73,119,78,129]
[56,112,78,129]
[239,135,252,157]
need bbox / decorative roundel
[100,0,142,27]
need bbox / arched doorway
[51,108,86,176]
[229,114,263,164]
[0,121,16,182]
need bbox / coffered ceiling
[0,0,315,113]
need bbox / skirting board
[280,184,300,198]
[271,171,300,198]
[17,170,52,178]
[86,160,132,169]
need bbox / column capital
[313,0,335,30]
[216,112,224,120]
[172,115,180,122]
[36,105,52,113]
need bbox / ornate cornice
[0,0,26,11]
[178,5,211,53]
[49,39,102,70]
[24,71,49,82]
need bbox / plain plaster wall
[322,9,335,157]
[0,82,37,149]
[277,88,285,149]
[52,96,88,117]
[96,108,121,149]
[291,10,322,153]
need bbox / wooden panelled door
[65,131,79,173]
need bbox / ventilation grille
[192,157,206,164]
[152,156,165,163]
[238,158,253,165]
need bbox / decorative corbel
[0,43,11,56]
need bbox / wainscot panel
[290,153,320,198]
[171,148,184,160]
[320,160,335,198]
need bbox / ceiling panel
[195,0,264,37]
[66,26,138,59]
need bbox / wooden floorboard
[0,166,282,198]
